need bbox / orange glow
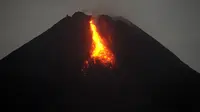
[89,19,115,67]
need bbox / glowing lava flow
[86,19,115,68]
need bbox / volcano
[1,12,200,111]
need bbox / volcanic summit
[1,12,200,111]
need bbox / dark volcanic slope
[1,12,200,111]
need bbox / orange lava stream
[89,20,115,67]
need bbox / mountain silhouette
[1,12,200,111]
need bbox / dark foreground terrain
[1,12,200,111]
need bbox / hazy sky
[0,0,200,72]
